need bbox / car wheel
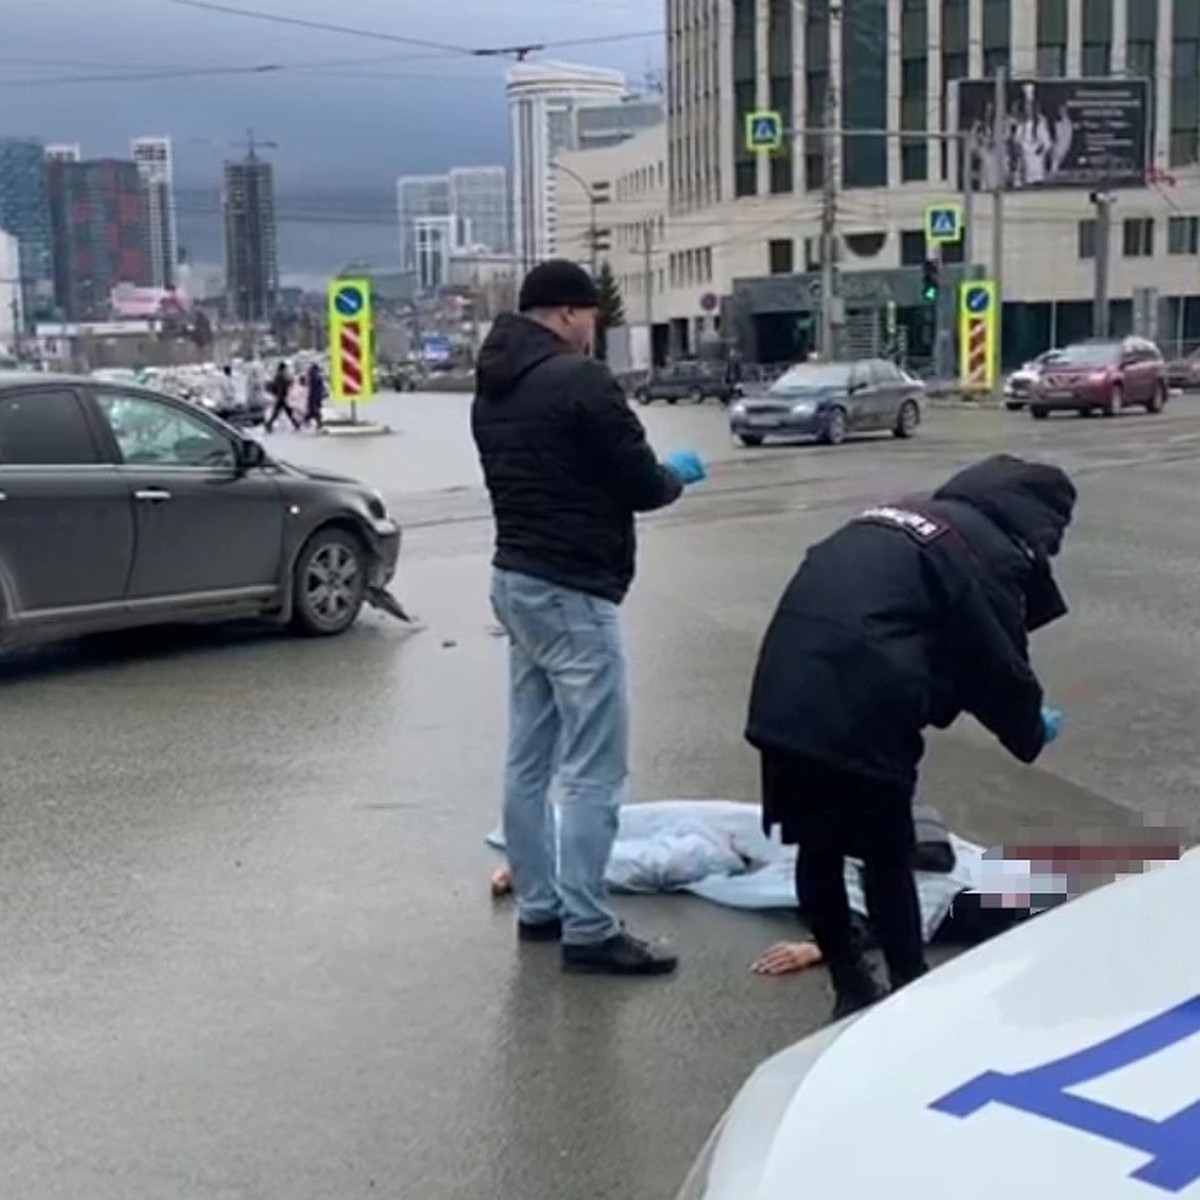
[892,399,920,439]
[1031,406,1049,420]
[1146,381,1168,414]
[688,387,704,405]
[1004,401,1025,412]
[820,407,848,446]
[738,434,764,447]
[291,526,368,637]
[666,397,679,406]
[1102,384,1123,417]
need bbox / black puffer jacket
[472,314,682,604]
[745,455,1076,789]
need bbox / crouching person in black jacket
[473,261,706,977]
[745,455,1076,1021]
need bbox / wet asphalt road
[4,392,1200,1198]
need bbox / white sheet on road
[486,800,1069,943]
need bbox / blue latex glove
[664,449,706,486]
[1041,706,1063,745]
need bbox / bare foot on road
[752,940,824,976]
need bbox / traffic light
[922,258,940,304]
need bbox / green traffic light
[923,286,938,302]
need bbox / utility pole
[1091,165,1115,338]
[990,66,1006,405]
[818,2,842,360]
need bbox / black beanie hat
[518,259,600,312]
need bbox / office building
[448,166,510,254]
[396,175,451,277]
[223,153,278,323]
[46,158,151,321]
[577,97,664,151]
[413,214,460,293]
[132,137,179,290]
[506,61,628,268]
[45,144,82,163]
[0,229,21,350]
[0,138,52,306]
[646,0,1200,365]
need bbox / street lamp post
[551,160,607,274]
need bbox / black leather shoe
[518,918,563,943]
[562,931,678,976]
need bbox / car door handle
[134,488,172,503]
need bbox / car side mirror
[236,438,267,473]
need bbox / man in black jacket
[746,455,1076,1020]
[473,260,706,976]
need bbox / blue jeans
[490,569,627,946]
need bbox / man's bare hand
[751,940,824,976]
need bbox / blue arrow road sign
[334,285,365,318]
[964,284,991,314]
[925,204,963,244]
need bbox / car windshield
[1055,343,1121,367]
[769,363,854,394]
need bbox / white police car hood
[698,847,1200,1199]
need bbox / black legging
[266,392,300,431]
[764,752,928,987]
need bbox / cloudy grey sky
[6,0,662,275]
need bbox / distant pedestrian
[472,259,707,977]
[265,361,299,432]
[304,362,326,429]
[217,364,237,411]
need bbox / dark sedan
[633,361,741,405]
[0,374,403,650]
[729,358,923,447]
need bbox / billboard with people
[955,77,1150,191]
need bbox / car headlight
[730,402,746,418]
[367,489,388,520]
[790,401,815,416]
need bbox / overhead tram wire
[165,0,664,58]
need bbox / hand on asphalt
[751,940,824,976]
[490,865,513,897]
[664,449,707,485]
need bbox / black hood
[933,455,1077,631]
[475,312,568,398]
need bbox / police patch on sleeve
[855,505,949,543]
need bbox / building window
[901,140,928,182]
[1171,1,1200,166]
[1082,42,1111,74]
[805,70,828,192]
[1078,219,1097,259]
[1122,218,1155,258]
[1168,216,1200,255]
[900,229,926,266]
[842,0,888,188]
[769,0,794,194]
[1037,45,1066,75]
[768,238,794,275]
[1127,40,1156,79]
[1081,0,1113,75]
[732,0,758,200]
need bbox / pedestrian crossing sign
[745,110,784,153]
[925,203,964,245]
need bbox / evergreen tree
[595,261,624,362]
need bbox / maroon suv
[1030,337,1168,419]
